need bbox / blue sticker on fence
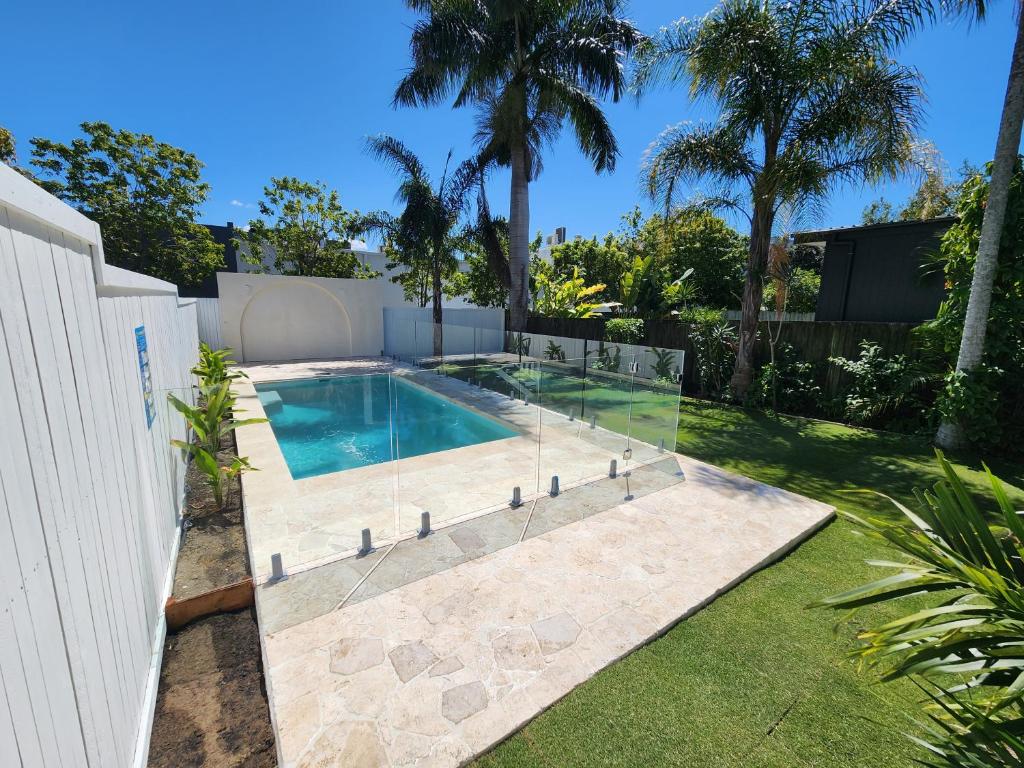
[135,325,155,429]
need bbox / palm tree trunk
[936,11,1024,450]
[432,254,443,357]
[730,201,772,398]
[508,144,531,331]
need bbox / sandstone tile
[441,681,488,724]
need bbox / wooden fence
[524,315,918,396]
[0,164,197,768]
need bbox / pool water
[255,375,518,479]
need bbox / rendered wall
[217,272,420,362]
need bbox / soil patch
[173,431,250,600]
[147,609,275,767]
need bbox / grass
[473,398,1024,768]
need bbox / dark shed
[796,217,954,322]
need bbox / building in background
[796,217,954,323]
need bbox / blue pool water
[255,375,518,479]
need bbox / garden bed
[172,430,250,600]
[147,609,275,768]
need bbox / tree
[449,216,511,308]
[878,1,1024,451]
[0,126,16,165]
[364,135,479,356]
[549,234,630,303]
[926,159,1024,453]
[624,207,748,309]
[394,0,643,331]
[635,0,922,398]
[31,121,223,288]
[235,177,370,278]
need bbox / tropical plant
[617,254,661,317]
[30,121,224,288]
[591,341,622,373]
[533,266,605,318]
[235,176,373,279]
[168,381,266,456]
[750,343,824,416]
[508,333,532,357]
[605,318,644,344]
[635,0,923,398]
[648,348,677,382]
[395,0,644,331]
[364,136,481,355]
[678,306,737,398]
[544,340,565,361]
[813,452,1024,764]
[927,159,1024,455]
[192,343,247,387]
[171,443,256,509]
[829,340,938,430]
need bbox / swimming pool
[255,375,518,479]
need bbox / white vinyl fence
[0,164,197,768]
[195,297,222,348]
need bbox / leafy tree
[926,158,1024,453]
[364,136,479,355]
[549,234,630,303]
[30,121,223,288]
[395,0,644,331]
[624,207,748,309]
[0,126,16,165]
[447,247,508,309]
[635,0,923,398]
[874,0,1024,451]
[235,176,370,278]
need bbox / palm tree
[890,0,1024,450]
[364,135,479,356]
[394,0,644,331]
[634,0,923,398]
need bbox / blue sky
[3,1,1018,244]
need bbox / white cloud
[230,199,248,207]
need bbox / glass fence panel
[627,348,684,468]
[247,371,398,581]
[392,358,540,537]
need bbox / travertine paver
[234,357,654,581]
[260,452,834,768]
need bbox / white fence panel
[195,297,222,348]
[0,164,197,768]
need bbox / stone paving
[234,357,833,767]
[258,453,833,767]
[234,357,669,580]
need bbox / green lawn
[473,399,1024,768]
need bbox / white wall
[0,163,196,768]
[218,271,419,362]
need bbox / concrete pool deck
[232,357,834,767]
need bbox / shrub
[936,364,1005,450]
[749,343,823,415]
[605,318,644,344]
[828,341,937,431]
[590,341,622,373]
[544,340,565,361]
[647,348,677,382]
[677,307,736,398]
